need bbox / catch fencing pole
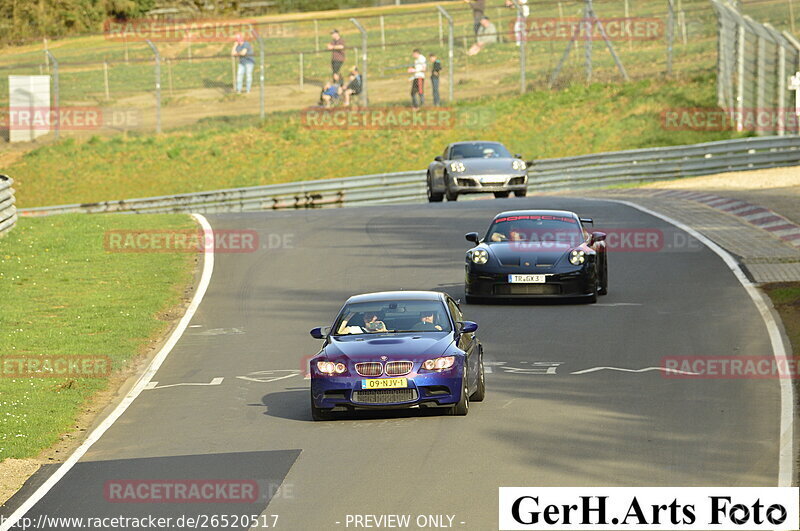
[511,0,527,93]
[350,18,369,107]
[437,6,455,103]
[44,50,59,140]
[145,40,162,134]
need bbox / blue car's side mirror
[310,326,330,339]
[459,321,478,333]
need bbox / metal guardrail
[18,135,800,217]
[0,175,17,237]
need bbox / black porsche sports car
[426,141,528,202]
[464,210,608,303]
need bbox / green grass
[0,214,195,459]
[763,282,800,359]
[11,72,748,207]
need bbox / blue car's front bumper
[311,369,463,411]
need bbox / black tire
[310,395,332,421]
[494,191,509,198]
[446,188,459,202]
[470,353,486,402]
[449,375,470,416]
[464,294,478,304]
[427,174,444,202]
[598,252,608,295]
[514,189,527,197]
[587,278,599,304]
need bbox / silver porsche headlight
[512,159,527,171]
[450,161,466,173]
[569,250,586,265]
[471,249,489,265]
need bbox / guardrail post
[145,40,161,134]
[437,6,455,103]
[44,51,59,140]
[350,18,368,107]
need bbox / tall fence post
[145,40,161,134]
[736,23,746,132]
[350,18,368,107]
[437,6,455,103]
[511,0,527,93]
[44,51,59,140]
[666,0,675,76]
[251,26,265,121]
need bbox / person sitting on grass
[343,67,363,107]
[319,73,344,107]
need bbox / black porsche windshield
[333,300,452,335]
[449,142,511,160]
[486,214,585,245]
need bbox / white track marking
[0,214,215,531]
[571,366,700,375]
[146,377,224,389]
[609,199,795,487]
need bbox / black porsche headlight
[470,249,489,264]
[569,250,586,265]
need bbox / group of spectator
[229,1,529,102]
[319,29,364,107]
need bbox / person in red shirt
[327,30,346,75]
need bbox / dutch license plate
[508,274,547,284]
[362,378,408,389]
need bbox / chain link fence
[713,0,800,136]
[0,0,732,141]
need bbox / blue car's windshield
[486,214,585,245]
[450,142,511,160]
[333,300,452,335]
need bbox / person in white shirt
[407,49,427,108]
[506,0,530,46]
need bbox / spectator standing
[231,33,255,94]
[327,30,346,75]
[407,49,427,109]
[506,0,530,46]
[468,16,498,56]
[429,53,442,106]
[464,0,487,35]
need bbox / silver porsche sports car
[426,141,529,202]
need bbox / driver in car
[411,311,444,331]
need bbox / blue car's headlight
[569,249,586,265]
[422,356,456,371]
[317,361,346,375]
[470,249,489,264]
[512,159,526,171]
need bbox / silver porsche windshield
[486,214,585,245]
[450,142,511,160]
[333,300,452,335]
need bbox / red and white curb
[649,190,800,248]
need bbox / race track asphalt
[1,197,781,530]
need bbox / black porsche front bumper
[465,267,597,299]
